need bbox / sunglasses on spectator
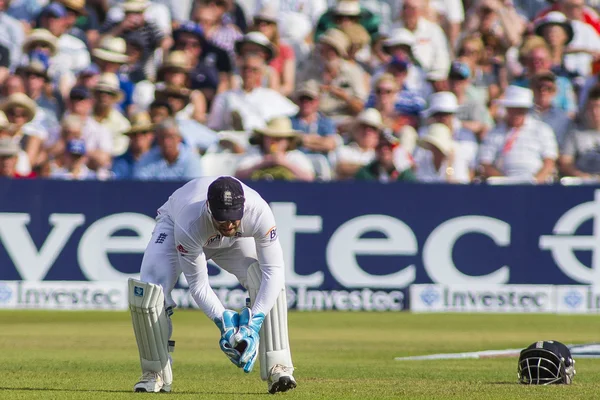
[6,109,29,119]
[376,87,394,95]
[176,39,201,49]
[26,72,45,80]
[536,84,556,93]
[255,19,275,26]
[70,95,88,102]
[241,66,261,73]
[299,96,316,102]
[460,48,479,56]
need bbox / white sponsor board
[0,281,127,310]
[556,285,589,314]
[173,287,405,311]
[410,284,555,313]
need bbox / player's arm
[174,222,243,366]
[249,201,286,317]
[174,222,225,321]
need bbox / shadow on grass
[0,387,265,395]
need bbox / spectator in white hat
[414,123,457,183]
[0,111,32,177]
[419,92,478,183]
[207,53,298,131]
[0,92,46,168]
[479,85,558,183]
[533,12,578,78]
[390,0,450,88]
[297,28,368,125]
[235,116,315,181]
[333,108,384,179]
[233,31,280,92]
[251,5,297,97]
[379,27,430,100]
[91,72,131,156]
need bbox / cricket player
[128,176,296,394]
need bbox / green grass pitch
[1,310,600,399]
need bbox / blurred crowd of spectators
[2,0,600,184]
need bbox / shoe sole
[268,377,297,394]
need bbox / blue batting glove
[232,307,265,373]
[214,310,241,367]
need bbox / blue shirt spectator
[290,80,339,155]
[513,76,577,115]
[133,118,203,181]
[112,150,136,180]
[364,84,426,118]
[112,111,156,180]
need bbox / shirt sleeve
[539,123,559,159]
[249,199,286,316]
[478,131,501,164]
[174,220,225,321]
[207,92,227,130]
[561,129,577,157]
[184,153,204,179]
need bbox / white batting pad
[128,278,173,385]
[247,263,293,381]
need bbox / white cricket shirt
[157,177,285,320]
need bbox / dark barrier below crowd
[1,179,600,312]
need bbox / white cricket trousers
[140,215,257,309]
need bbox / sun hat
[250,117,302,149]
[0,93,37,123]
[356,108,385,131]
[125,112,154,135]
[318,28,350,58]
[92,36,129,64]
[495,85,534,109]
[423,92,459,118]
[234,32,277,62]
[534,12,574,45]
[22,29,58,56]
[418,123,454,156]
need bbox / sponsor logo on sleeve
[266,226,278,241]
[177,244,189,254]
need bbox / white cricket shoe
[267,365,297,394]
[133,371,172,393]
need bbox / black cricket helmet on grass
[207,176,245,221]
[517,340,575,385]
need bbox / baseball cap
[69,86,91,100]
[207,177,245,221]
[79,63,101,77]
[388,56,410,71]
[66,138,86,155]
[42,2,68,18]
[448,61,471,80]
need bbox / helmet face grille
[518,356,562,385]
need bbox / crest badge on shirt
[176,244,188,254]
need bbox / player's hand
[214,310,242,367]
[232,307,265,373]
